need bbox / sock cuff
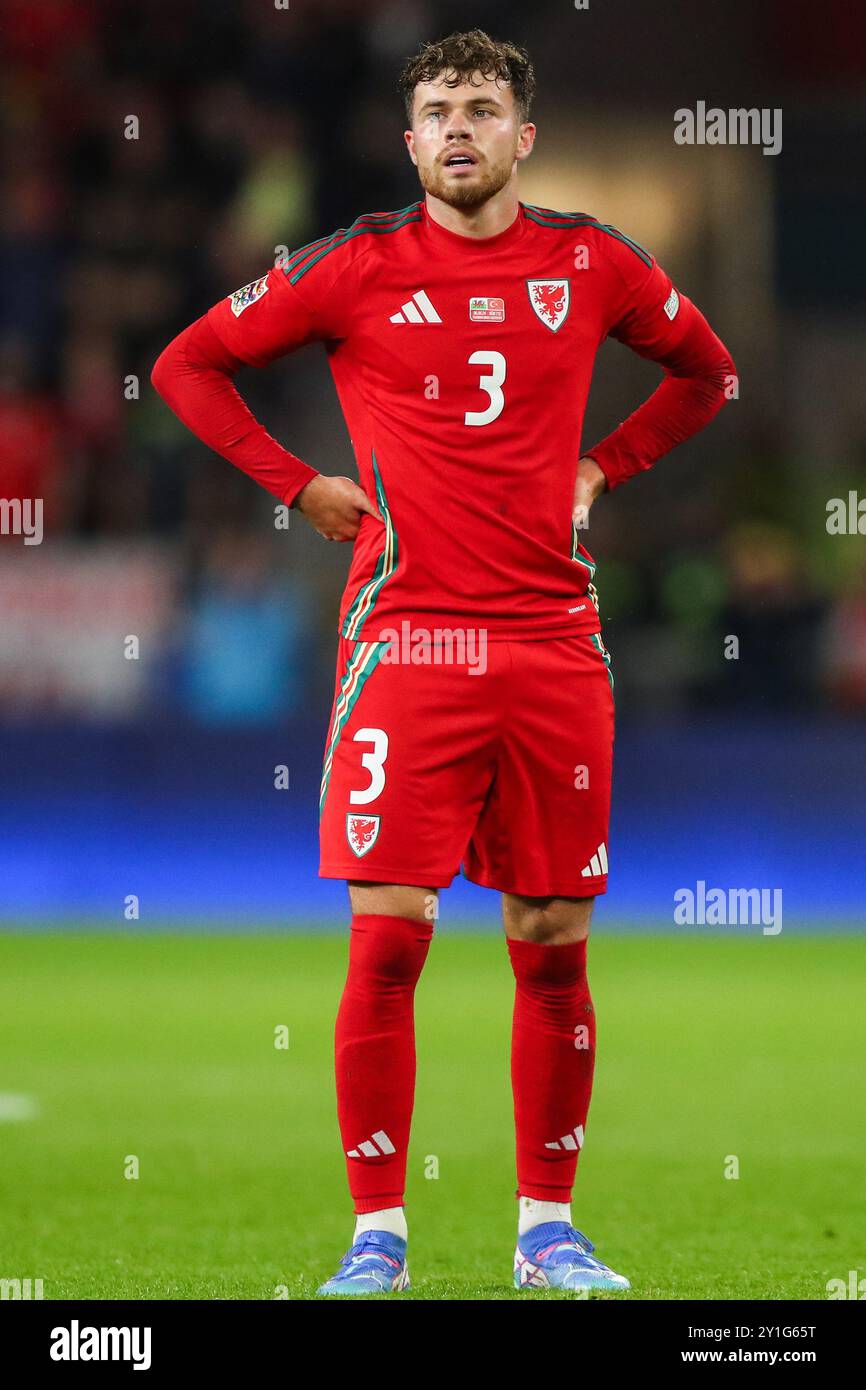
[506,935,587,983]
[353,1196,407,1217]
[516,1181,578,1203]
[350,912,434,942]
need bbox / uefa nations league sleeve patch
[229,275,270,317]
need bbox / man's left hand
[572,456,607,528]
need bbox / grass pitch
[0,930,863,1300]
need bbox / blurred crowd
[1,0,864,723]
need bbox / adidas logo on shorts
[580,842,608,877]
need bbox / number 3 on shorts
[350,727,389,805]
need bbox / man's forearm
[150,315,319,506]
[586,299,735,491]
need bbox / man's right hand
[295,475,383,542]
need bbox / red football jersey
[207,200,703,641]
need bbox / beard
[418,148,515,210]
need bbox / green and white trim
[589,632,614,693]
[341,451,398,641]
[283,204,423,286]
[570,522,612,690]
[570,520,601,617]
[570,519,596,577]
[319,640,385,817]
[523,205,653,268]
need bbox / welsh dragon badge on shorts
[346,813,381,858]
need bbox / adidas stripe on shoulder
[282,203,423,286]
[523,204,653,268]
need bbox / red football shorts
[318,631,614,898]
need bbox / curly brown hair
[398,29,535,126]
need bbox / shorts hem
[338,617,602,644]
[319,861,457,888]
[464,869,608,898]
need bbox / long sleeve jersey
[152,199,735,641]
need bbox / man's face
[404,70,535,210]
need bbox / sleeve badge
[229,275,270,317]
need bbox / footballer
[152,29,735,1295]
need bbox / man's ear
[404,129,418,166]
[515,123,537,163]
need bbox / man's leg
[317,635,500,1291]
[502,893,596,1234]
[333,882,435,1243]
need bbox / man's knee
[343,888,435,988]
[502,893,595,944]
[348,881,437,926]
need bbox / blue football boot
[317,1230,409,1296]
[514,1222,630,1292]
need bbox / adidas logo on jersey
[389,290,442,324]
[580,842,608,878]
[544,1124,585,1152]
[346,1130,396,1159]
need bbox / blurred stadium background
[1,0,864,929]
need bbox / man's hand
[296,475,383,542]
[572,456,607,528]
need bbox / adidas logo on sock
[544,1124,585,1152]
[580,843,608,878]
[389,290,442,324]
[346,1130,396,1159]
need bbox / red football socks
[507,937,596,1203]
[335,914,433,1213]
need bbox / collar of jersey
[420,198,526,252]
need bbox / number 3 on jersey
[350,727,389,805]
[465,350,506,426]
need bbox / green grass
[0,931,863,1300]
